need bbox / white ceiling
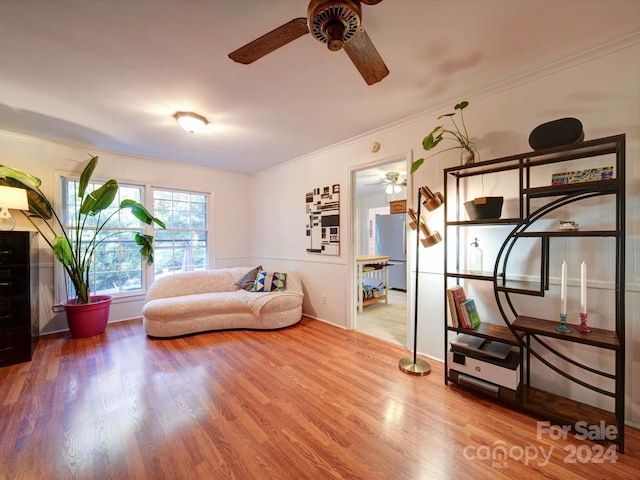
[1,0,639,175]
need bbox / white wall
[357,192,387,255]
[251,38,640,426]
[0,131,253,334]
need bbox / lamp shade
[0,186,29,231]
[0,186,28,210]
[174,111,208,134]
[420,186,444,211]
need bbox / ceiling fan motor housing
[307,0,362,51]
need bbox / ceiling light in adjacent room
[174,111,208,134]
[385,184,402,194]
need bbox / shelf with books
[442,134,626,452]
[445,284,519,345]
[447,322,520,346]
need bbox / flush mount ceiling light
[174,111,208,134]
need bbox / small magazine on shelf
[460,299,481,329]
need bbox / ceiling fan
[381,171,406,194]
[228,0,389,85]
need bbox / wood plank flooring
[1,317,639,479]
[356,289,406,347]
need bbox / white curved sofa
[142,267,303,337]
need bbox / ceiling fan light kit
[228,0,389,85]
[174,112,208,134]
[382,171,406,195]
[385,184,401,194]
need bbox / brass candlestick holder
[576,312,592,333]
[556,313,571,333]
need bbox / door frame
[348,150,414,348]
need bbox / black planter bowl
[464,196,504,220]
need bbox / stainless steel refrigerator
[375,213,407,291]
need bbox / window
[61,177,146,298]
[59,179,209,300]
[152,189,208,278]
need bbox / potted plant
[0,155,165,337]
[411,100,478,173]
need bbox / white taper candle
[560,260,567,315]
[581,261,587,314]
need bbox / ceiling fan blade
[229,18,309,64]
[360,0,384,5]
[343,28,389,85]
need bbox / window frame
[55,173,149,303]
[54,174,210,305]
[150,186,210,280]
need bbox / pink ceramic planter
[62,295,113,338]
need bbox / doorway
[353,158,408,347]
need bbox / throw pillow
[252,270,287,292]
[234,265,262,291]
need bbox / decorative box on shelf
[551,166,613,185]
[389,199,406,214]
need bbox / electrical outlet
[322,295,327,304]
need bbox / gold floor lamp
[399,186,444,375]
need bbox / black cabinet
[0,231,38,366]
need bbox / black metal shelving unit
[442,134,626,452]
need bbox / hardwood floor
[356,289,407,347]
[1,317,639,479]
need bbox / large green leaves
[78,155,98,198]
[135,233,155,264]
[0,165,42,188]
[422,126,444,151]
[52,236,74,266]
[121,199,166,228]
[80,179,118,216]
[410,158,424,174]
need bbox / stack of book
[446,285,481,329]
